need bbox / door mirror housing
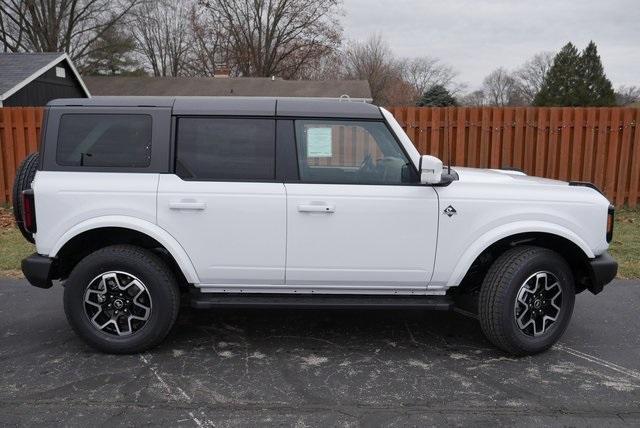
[419,155,443,184]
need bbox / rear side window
[56,114,152,167]
[175,117,275,180]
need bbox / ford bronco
[14,96,617,355]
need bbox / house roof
[83,76,372,101]
[0,52,90,101]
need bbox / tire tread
[479,246,569,356]
[64,244,180,354]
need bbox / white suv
[14,96,617,355]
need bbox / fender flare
[50,216,200,284]
[446,220,595,288]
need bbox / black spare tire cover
[12,152,39,243]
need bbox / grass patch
[0,207,638,279]
[608,208,640,279]
[0,226,34,277]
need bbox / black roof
[48,96,383,119]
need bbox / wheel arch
[50,216,199,284]
[449,222,595,293]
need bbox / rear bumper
[587,251,618,294]
[21,253,56,289]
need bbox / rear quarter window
[56,114,152,167]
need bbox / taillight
[22,189,37,234]
[606,205,614,243]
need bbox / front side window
[294,120,417,184]
[176,118,275,181]
[56,114,151,167]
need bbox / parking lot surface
[1,278,639,426]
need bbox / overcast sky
[341,0,639,90]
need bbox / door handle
[297,203,335,213]
[169,200,206,210]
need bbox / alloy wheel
[83,271,152,336]
[513,271,563,337]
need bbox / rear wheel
[478,246,575,356]
[12,152,39,243]
[64,245,180,354]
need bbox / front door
[285,119,439,293]
[157,117,286,286]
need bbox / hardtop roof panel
[276,98,381,119]
[47,96,382,119]
[172,96,276,116]
[47,96,174,107]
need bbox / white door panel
[285,183,439,289]
[157,175,286,285]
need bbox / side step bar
[190,291,453,311]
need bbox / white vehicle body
[29,101,612,296]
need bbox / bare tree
[199,0,342,79]
[399,56,458,97]
[514,51,554,104]
[482,68,521,106]
[0,0,139,61]
[342,34,404,105]
[186,3,231,77]
[615,85,640,105]
[459,90,486,107]
[131,0,193,77]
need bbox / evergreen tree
[417,85,458,107]
[82,24,142,76]
[578,41,616,106]
[534,41,616,106]
[533,42,582,106]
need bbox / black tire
[478,246,575,356]
[12,152,39,243]
[64,245,180,354]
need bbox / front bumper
[587,251,618,294]
[21,253,56,289]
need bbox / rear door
[157,116,286,286]
[284,119,439,293]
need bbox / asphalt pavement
[1,278,639,426]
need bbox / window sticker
[307,127,333,157]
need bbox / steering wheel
[359,153,374,172]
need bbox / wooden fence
[0,107,43,205]
[1,106,639,207]
[387,106,640,207]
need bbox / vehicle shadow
[169,304,492,355]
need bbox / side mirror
[419,155,443,184]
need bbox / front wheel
[478,246,575,356]
[64,245,180,354]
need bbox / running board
[190,292,453,310]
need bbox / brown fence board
[558,107,571,181]
[1,108,17,203]
[455,107,466,165]
[616,109,635,205]
[0,106,639,207]
[606,108,621,198]
[629,109,640,207]
[570,108,583,181]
